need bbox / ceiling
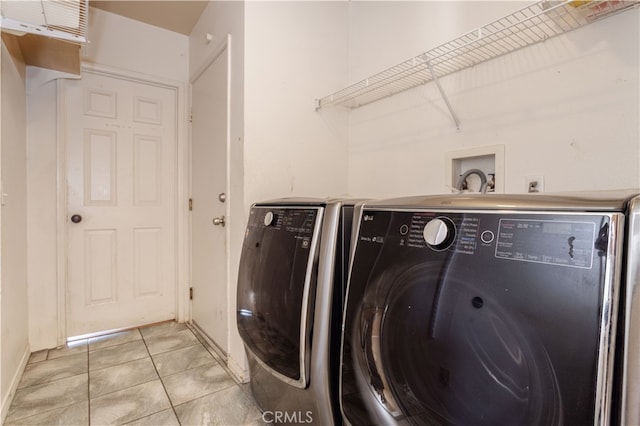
[89,1,208,36]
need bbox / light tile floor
[5,322,267,426]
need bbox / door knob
[212,216,225,227]
[70,214,82,224]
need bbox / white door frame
[188,34,232,337]
[56,63,190,344]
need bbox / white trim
[190,35,230,84]
[0,39,3,417]
[176,79,190,324]
[227,354,250,384]
[187,34,233,356]
[82,62,185,92]
[224,34,233,362]
[56,79,67,346]
[26,66,80,96]
[56,63,189,342]
[188,322,247,384]
[0,343,30,424]
[190,321,228,361]
[186,81,193,323]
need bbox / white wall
[242,0,349,377]
[85,7,189,82]
[189,1,350,380]
[26,7,190,351]
[26,75,59,350]
[347,2,640,198]
[1,35,30,421]
[244,1,349,205]
[190,0,247,380]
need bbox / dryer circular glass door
[340,209,619,426]
[237,206,323,387]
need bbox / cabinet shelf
[316,0,638,111]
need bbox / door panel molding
[56,63,189,344]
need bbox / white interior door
[65,70,178,338]
[191,43,229,354]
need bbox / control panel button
[399,224,409,235]
[423,217,455,250]
[481,230,495,244]
[264,211,274,226]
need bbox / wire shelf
[0,0,89,44]
[316,0,639,110]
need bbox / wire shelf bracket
[425,57,461,130]
[315,0,639,119]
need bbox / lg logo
[261,411,313,424]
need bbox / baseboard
[187,322,249,383]
[1,343,30,423]
[227,354,249,384]
[188,321,228,362]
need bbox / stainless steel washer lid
[362,190,640,212]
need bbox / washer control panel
[423,217,456,250]
[481,230,495,244]
[396,212,483,254]
[263,211,275,226]
[357,209,608,267]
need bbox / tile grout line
[139,326,184,426]
[181,326,267,424]
[185,325,231,376]
[88,334,146,355]
[87,342,91,426]
[13,323,244,426]
[88,328,165,425]
[86,361,160,401]
[6,348,89,424]
[144,341,202,358]
[4,378,87,425]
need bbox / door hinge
[189,198,193,211]
[189,111,193,123]
[189,287,193,300]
